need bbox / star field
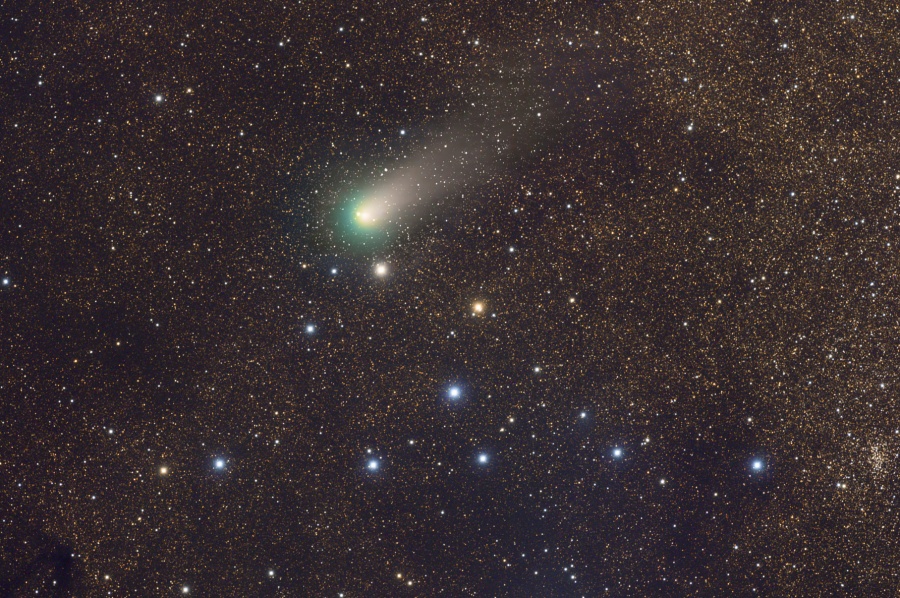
[2,1,900,596]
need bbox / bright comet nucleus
[354,204,382,227]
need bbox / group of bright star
[146,251,770,597]
[176,262,769,481]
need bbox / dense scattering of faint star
[2,1,899,596]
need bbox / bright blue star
[305,323,316,334]
[448,386,461,399]
[751,459,764,471]
[612,447,623,459]
[477,453,489,465]
[214,458,226,470]
[367,458,380,471]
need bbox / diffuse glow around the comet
[349,135,488,233]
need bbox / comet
[335,75,551,246]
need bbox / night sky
[3,1,899,596]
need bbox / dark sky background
[2,1,899,596]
